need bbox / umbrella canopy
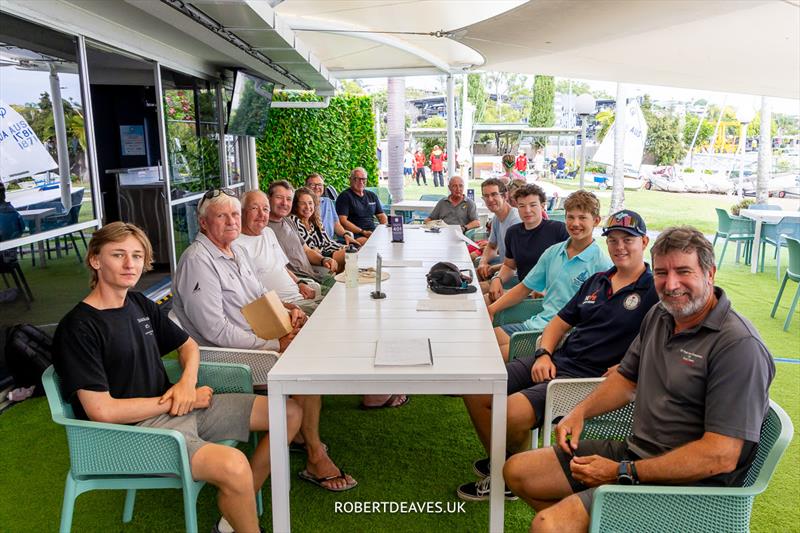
[453,0,799,98]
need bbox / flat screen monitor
[226,71,274,137]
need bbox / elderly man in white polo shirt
[174,188,357,492]
[238,190,324,315]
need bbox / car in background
[742,174,800,198]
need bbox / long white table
[390,199,491,217]
[740,208,800,273]
[268,225,507,532]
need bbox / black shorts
[553,439,636,512]
[505,354,586,427]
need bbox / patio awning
[453,0,800,99]
[273,0,525,78]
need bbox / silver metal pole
[75,35,103,224]
[446,74,456,179]
[579,117,588,189]
[49,63,72,211]
[153,62,178,272]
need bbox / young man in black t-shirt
[487,184,569,302]
[53,222,302,533]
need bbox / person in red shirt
[515,149,528,174]
[430,145,447,187]
[414,149,427,186]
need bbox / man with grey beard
[503,226,775,533]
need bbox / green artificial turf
[0,185,797,531]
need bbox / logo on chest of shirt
[573,270,590,287]
[623,293,641,310]
[679,348,704,366]
[137,316,154,336]
[582,291,599,305]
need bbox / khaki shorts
[137,393,256,462]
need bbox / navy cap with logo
[602,209,647,237]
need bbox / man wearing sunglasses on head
[173,188,306,354]
[335,167,387,239]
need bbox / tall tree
[467,73,487,123]
[529,75,555,128]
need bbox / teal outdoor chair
[548,209,566,223]
[411,194,446,223]
[759,216,800,280]
[366,186,393,212]
[491,299,546,361]
[589,400,793,533]
[770,236,800,331]
[464,227,488,241]
[713,208,755,268]
[43,361,261,533]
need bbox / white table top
[7,186,84,210]
[268,225,505,383]
[740,208,800,222]
[391,199,491,216]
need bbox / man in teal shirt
[489,190,611,360]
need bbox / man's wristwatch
[533,347,552,359]
[617,460,639,485]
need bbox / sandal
[360,394,410,410]
[298,468,358,492]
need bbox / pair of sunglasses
[198,188,235,209]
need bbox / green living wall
[256,93,379,192]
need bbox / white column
[447,74,456,179]
[387,77,405,203]
[49,63,72,211]
[610,83,627,213]
[756,97,772,204]
[737,122,747,198]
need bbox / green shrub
[256,93,379,192]
[684,167,695,173]
[731,198,755,215]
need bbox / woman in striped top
[289,187,349,273]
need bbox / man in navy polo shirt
[335,167,388,238]
[458,209,658,501]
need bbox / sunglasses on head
[199,188,235,208]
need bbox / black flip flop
[298,469,358,492]
[360,394,410,410]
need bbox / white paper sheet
[374,338,433,366]
[416,299,477,312]
[455,232,478,248]
[382,259,423,267]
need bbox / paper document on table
[455,232,478,248]
[416,299,477,312]
[374,338,433,366]
[382,259,423,267]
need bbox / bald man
[424,176,480,232]
[237,190,325,315]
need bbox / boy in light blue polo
[489,190,611,360]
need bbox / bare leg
[247,396,301,492]
[464,392,538,456]
[504,448,573,511]
[530,495,589,533]
[191,444,258,533]
[296,395,356,490]
[494,326,510,361]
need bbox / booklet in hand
[241,290,293,340]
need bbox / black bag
[5,324,53,396]
[426,261,477,295]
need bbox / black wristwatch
[617,460,639,485]
[533,347,552,359]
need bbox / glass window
[161,68,221,199]
[1,13,99,327]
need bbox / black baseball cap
[602,209,647,237]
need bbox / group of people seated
[50,167,776,533]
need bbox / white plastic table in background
[268,224,507,532]
[740,209,800,273]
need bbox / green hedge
[256,93,379,192]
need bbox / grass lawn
[0,185,798,532]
